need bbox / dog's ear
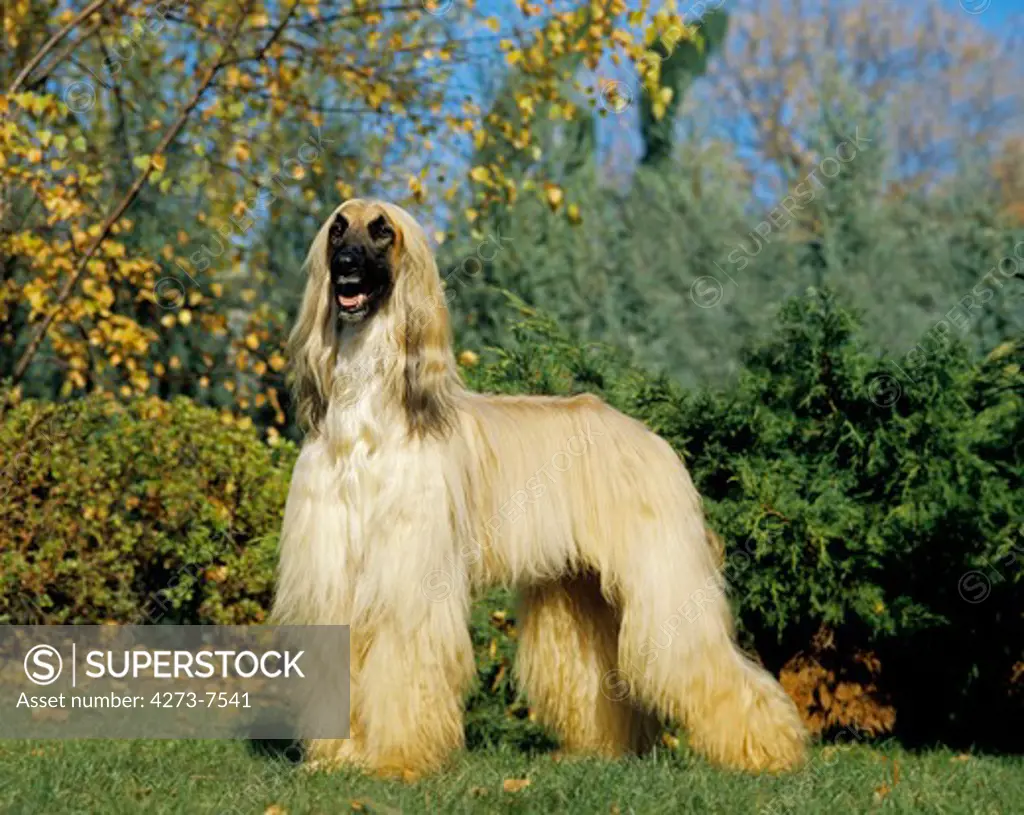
[287,218,338,432]
[391,217,457,438]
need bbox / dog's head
[288,198,457,436]
[326,200,401,323]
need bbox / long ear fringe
[381,203,460,439]
[287,216,337,433]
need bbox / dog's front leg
[273,439,368,771]
[354,535,476,780]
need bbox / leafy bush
[0,397,294,625]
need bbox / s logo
[24,645,63,686]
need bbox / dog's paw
[302,758,338,775]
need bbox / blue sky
[962,0,1024,26]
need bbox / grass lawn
[0,739,1020,814]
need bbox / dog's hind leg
[613,513,808,773]
[516,572,660,756]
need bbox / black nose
[334,246,365,275]
[339,247,363,265]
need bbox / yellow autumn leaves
[2,93,166,398]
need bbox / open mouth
[337,286,370,313]
[334,275,383,320]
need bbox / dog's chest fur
[278,320,462,626]
[323,330,406,543]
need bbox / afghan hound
[272,198,807,779]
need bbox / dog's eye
[369,216,394,244]
[328,214,349,247]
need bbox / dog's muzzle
[334,248,368,311]
[331,245,388,322]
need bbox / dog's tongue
[338,293,367,310]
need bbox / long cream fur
[273,198,807,779]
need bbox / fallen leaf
[264,806,287,815]
[503,778,530,793]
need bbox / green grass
[0,740,1021,814]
